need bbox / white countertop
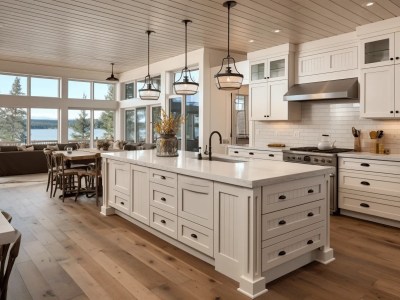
[102,150,334,188]
[228,144,290,152]
[338,151,400,162]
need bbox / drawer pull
[360,163,370,167]
[308,189,314,194]
[278,250,286,256]
[160,220,166,224]
[278,220,286,225]
[278,195,286,200]
[360,181,370,186]
[120,202,125,206]
[234,151,239,154]
[190,233,197,239]
[160,197,166,201]
[307,240,314,245]
[160,176,166,180]
[360,203,370,208]
[268,154,274,157]
[249,152,254,155]
[307,212,314,217]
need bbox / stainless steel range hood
[283,78,359,101]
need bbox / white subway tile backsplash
[254,100,400,153]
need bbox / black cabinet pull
[360,163,370,167]
[160,197,166,201]
[307,240,314,245]
[161,220,166,224]
[267,115,270,117]
[234,151,239,154]
[278,220,286,225]
[278,250,286,256]
[120,202,124,206]
[390,57,394,60]
[269,154,274,157]
[361,181,370,186]
[396,57,400,60]
[190,233,197,239]
[266,76,270,79]
[360,203,370,208]
[249,152,254,155]
[278,195,286,200]
[396,111,399,114]
[390,110,394,113]
[307,212,314,217]
[264,115,267,117]
[161,176,166,180]
[308,189,314,194]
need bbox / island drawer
[110,190,130,215]
[149,169,177,188]
[228,148,282,161]
[178,175,213,229]
[339,171,400,198]
[177,218,213,257]
[150,206,178,239]
[262,200,325,240]
[150,182,177,214]
[339,157,400,175]
[339,191,400,220]
[262,176,324,213]
[262,222,325,271]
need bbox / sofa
[0,143,79,176]
[123,143,156,151]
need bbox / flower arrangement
[154,109,184,136]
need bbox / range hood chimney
[283,78,359,101]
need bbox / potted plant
[154,109,184,157]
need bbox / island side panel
[214,183,267,298]
[101,157,115,216]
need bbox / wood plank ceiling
[0,0,400,73]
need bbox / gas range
[283,147,353,167]
[283,146,353,214]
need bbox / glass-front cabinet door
[250,60,266,83]
[267,56,287,82]
[361,33,395,68]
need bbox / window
[31,77,60,97]
[94,83,115,100]
[68,80,91,99]
[185,93,199,151]
[30,108,58,144]
[94,110,114,140]
[0,74,27,96]
[151,106,161,143]
[136,75,161,96]
[125,108,147,143]
[125,82,134,99]
[0,107,27,145]
[169,97,182,149]
[68,109,91,142]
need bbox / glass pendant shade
[106,63,119,81]
[173,19,199,95]
[139,30,160,100]
[214,1,243,91]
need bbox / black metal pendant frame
[106,63,119,81]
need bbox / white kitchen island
[101,150,335,298]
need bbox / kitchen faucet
[208,131,222,161]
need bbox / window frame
[123,81,135,100]
[93,81,116,101]
[67,79,116,101]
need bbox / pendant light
[106,63,119,81]
[214,1,243,90]
[139,30,161,100]
[173,20,199,95]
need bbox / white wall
[254,100,400,154]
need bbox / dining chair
[52,153,85,201]
[75,153,102,206]
[0,230,21,300]
[43,148,56,197]
[0,212,11,224]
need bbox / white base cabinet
[102,158,333,298]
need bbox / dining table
[0,212,17,245]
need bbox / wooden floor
[1,174,400,300]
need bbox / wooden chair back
[43,148,54,171]
[52,153,66,175]
[0,230,21,300]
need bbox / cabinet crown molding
[247,43,295,61]
[357,16,400,38]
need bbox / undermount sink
[196,157,247,163]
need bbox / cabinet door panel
[360,66,394,118]
[131,165,150,225]
[268,80,288,120]
[267,55,287,82]
[395,64,400,117]
[360,33,394,68]
[110,161,130,195]
[250,83,269,121]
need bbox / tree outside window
[68,110,91,142]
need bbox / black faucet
[208,131,222,161]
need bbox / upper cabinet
[250,55,288,84]
[360,33,399,68]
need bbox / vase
[156,134,178,157]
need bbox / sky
[0,74,113,119]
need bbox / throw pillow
[46,145,59,151]
[25,145,34,151]
[17,145,26,151]
[17,145,34,151]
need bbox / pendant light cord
[227,2,230,58]
[147,31,150,77]
[185,21,188,69]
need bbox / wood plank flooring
[1,174,400,300]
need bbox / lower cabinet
[177,218,214,257]
[228,147,283,161]
[131,165,150,225]
[150,206,178,239]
